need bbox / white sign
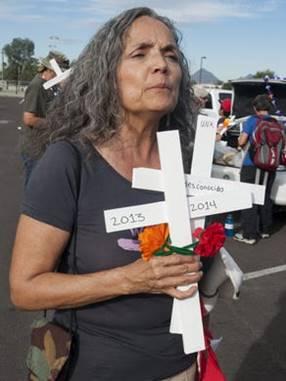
[156,131,205,353]
[43,58,71,90]
[133,170,265,205]
[104,129,206,353]
[104,191,252,233]
[103,115,261,354]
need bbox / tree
[253,69,275,79]
[222,81,233,90]
[3,38,38,82]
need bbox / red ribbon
[197,300,226,381]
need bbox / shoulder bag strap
[66,141,82,332]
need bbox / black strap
[69,141,82,274]
[66,141,82,332]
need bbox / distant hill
[192,68,221,84]
[236,73,254,80]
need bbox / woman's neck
[95,117,161,181]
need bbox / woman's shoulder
[31,140,84,182]
[43,140,82,163]
[24,140,84,231]
[26,140,85,201]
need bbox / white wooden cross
[103,115,266,354]
[43,58,72,90]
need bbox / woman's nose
[151,53,168,73]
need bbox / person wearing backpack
[234,94,281,244]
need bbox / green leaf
[31,318,49,329]
[26,346,51,381]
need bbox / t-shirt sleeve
[242,116,256,136]
[24,81,42,114]
[22,141,80,232]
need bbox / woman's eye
[166,54,178,62]
[132,52,145,58]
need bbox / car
[200,88,233,119]
[211,79,286,206]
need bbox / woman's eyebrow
[129,42,178,53]
[129,42,154,51]
[161,44,178,54]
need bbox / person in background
[216,98,233,143]
[234,94,276,244]
[21,51,70,185]
[213,97,238,164]
[10,8,202,381]
[193,85,209,113]
[217,98,231,129]
[219,98,231,118]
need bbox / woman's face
[117,16,182,120]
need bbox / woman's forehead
[123,16,177,48]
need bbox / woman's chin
[147,102,176,115]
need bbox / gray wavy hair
[33,7,197,166]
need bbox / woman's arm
[10,215,202,311]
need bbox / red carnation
[193,223,225,257]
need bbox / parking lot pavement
[211,226,286,380]
[0,88,25,98]
[1,96,286,380]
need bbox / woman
[10,7,202,381]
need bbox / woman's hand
[123,254,202,299]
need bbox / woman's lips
[147,84,171,90]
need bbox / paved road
[0,96,285,380]
[0,96,40,381]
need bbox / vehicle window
[204,94,212,109]
[219,93,232,102]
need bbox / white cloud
[82,0,282,23]
[0,0,282,24]
[0,2,43,21]
[258,0,282,12]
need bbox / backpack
[250,117,286,171]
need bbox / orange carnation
[138,223,169,261]
[223,118,231,128]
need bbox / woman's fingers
[125,254,203,297]
[164,285,199,300]
[154,254,200,267]
[152,271,202,290]
[149,254,202,279]
[147,255,203,296]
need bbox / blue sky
[1,0,285,81]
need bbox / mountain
[236,73,254,80]
[192,68,221,84]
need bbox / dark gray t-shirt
[22,141,196,380]
[21,74,56,155]
[23,74,55,118]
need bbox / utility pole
[1,49,4,81]
[199,56,206,84]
